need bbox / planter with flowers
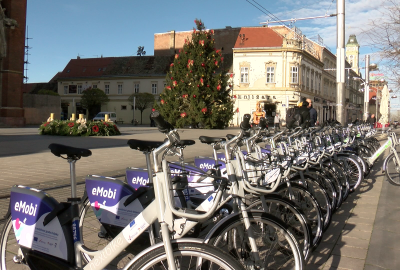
[39,117,121,136]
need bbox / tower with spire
[346,34,360,75]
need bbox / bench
[115,118,124,124]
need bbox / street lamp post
[353,55,377,121]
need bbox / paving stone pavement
[0,125,399,269]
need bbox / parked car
[93,112,117,122]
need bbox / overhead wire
[247,0,290,27]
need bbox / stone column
[0,0,27,126]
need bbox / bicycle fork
[226,162,263,268]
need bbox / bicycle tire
[127,242,246,270]
[337,156,364,192]
[247,195,312,260]
[207,211,304,270]
[288,174,332,232]
[79,196,148,264]
[274,183,323,249]
[0,215,31,270]
[323,159,350,201]
[320,166,343,210]
[306,168,338,211]
[386,153,400,186]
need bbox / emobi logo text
[199,163,214,170]
[92,186,117,199]
[14,201,38,216]
[131,176,149,186]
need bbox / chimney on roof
[226,26,232,29]
[170,30,176,55]
[77,55,80,59]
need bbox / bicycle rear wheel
[127,242,246,270]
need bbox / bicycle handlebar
[240,114,251,130]
[151,110,174,133]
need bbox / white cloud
[257,0,390,50]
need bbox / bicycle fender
[382,152,394,173]
[341,150,357,155]
[123,238,204,269]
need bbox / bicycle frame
[368,132,398,167]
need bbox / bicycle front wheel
[386,153,400,186]
[0,215,30,270]
[247,195,312,260]
[208,211,304,270]
[127,242,246,270]
[337,156,364,192]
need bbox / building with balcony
[54,26,363,126]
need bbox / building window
[78,85,83,94]
[266,67,275,83]
[311,72,314,90]
[318,75,321,92]
[290,66,298,83]
[105,84,110,94]
[306,70,310,88]
[302,67,305,85]
[134,83,140,93]
[240,67,248,83]
[64,86,68,94]
[118,84,123,94]
[92,84,97,89]
[152,83,157,94]
[121,105,127,110]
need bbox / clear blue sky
[26,0,386,83]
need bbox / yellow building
[57,55,172,124]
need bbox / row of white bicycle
[1,111,398,270]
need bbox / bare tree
[363,0,400,87]
[128,92,154,124]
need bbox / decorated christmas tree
[155,19,234,129]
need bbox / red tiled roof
[58,57,116,79]
[234,27,283,48]
[23,83,39,93]
[57,56,175,80]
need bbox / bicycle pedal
[98,231,108,238]
[13,255,23,264]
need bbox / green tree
[129,92,155,124]
[80,88,110,119]
[37,89,59,96]
[155,19,234,129]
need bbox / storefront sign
[237,95,270,100]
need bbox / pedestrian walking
[306,98,317,127]
[274,113,280,131]
[299,100,311,128]
[368,114,376,128]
